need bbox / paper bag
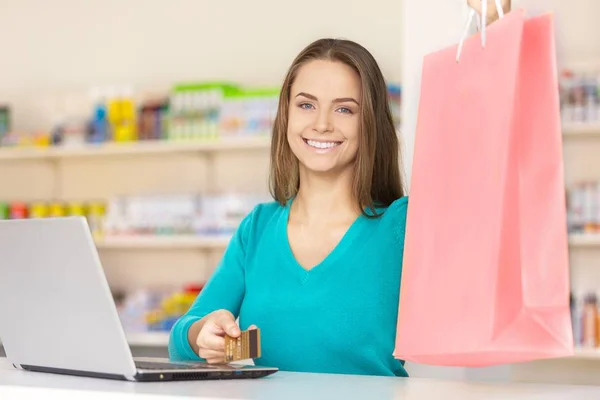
[394,9,574,367]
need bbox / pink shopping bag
[394,9,574,367]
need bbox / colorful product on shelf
[9,202,28,219]
[87,201,106,239]
[29,202,49,218]
[567,181,600,234]
[116,283,204,334]
[108,87,137,142]
[89,88,109,143]
[59,118,89,147]
[572,292,600,349]
[48,202,66,218]
[560,69,600,124]
[67,202,87,217]
[168,82,231,141]
[147,292,198,332]
[0,202,9,219]
[138,97,168,141]
[584,293,599,348]
[219,86,280,138]
[0,193,267,242]
[103,192,270,238]
[0,106,9,141]
[0,200,107,236]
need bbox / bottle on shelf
[583,293,598,348]
[108,85,138,142]
[567,181,600,235]
[88,87,109,144]
[0,105,10,145]
[560,68,600,125]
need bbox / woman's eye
[299,103,314,110]
[337,107,353,114]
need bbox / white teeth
[306,139,340,149]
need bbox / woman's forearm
[187,317,207,355]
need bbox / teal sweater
[168,196,409,377]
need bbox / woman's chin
[299,160,349,176]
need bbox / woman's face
[287,59,361,175]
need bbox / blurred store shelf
[569,234,600,248]
[563,124,600,137]
[96,235,232,250]
[0,137,271,161]
[126,332,170,347]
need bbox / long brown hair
[269,38,405,218]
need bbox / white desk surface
[2,358,600,400]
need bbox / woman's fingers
[215,311,241,338]
[467,0,510,24]
[198,349,226,364]
[198,348,225,359]
[197,328,225,351]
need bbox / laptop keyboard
[135,361,213,370]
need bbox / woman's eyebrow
[295,92,359,105]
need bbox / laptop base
[20,363,277,382]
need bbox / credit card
[224,328,261,362]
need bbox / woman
[169,1,511,377]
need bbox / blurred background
[0,0,599,386]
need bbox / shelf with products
[566,179,600,243]
[559,67,600,130]
[570,289,600,360]
[0,193,267,246]
[0,136,272,161]
[0,81,402,161]
[114,282,205,342]
[2,194,599,250]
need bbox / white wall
[0,0,402,132]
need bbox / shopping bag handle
[456,0,505,62]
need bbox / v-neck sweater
[168,196,409,377]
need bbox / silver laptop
[0,216,278,382]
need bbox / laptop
[0,216,278,382]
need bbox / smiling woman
[169,38,411,377]
[294,88,356,152]
[288,60,361,172]
[270,39,404,215]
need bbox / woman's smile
[302,138,344,153]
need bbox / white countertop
[2,358,600,399]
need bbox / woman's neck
[291,166,359,224]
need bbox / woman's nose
[313,109,333,134]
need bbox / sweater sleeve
[168,207,255,361]
[388,196,409,249]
